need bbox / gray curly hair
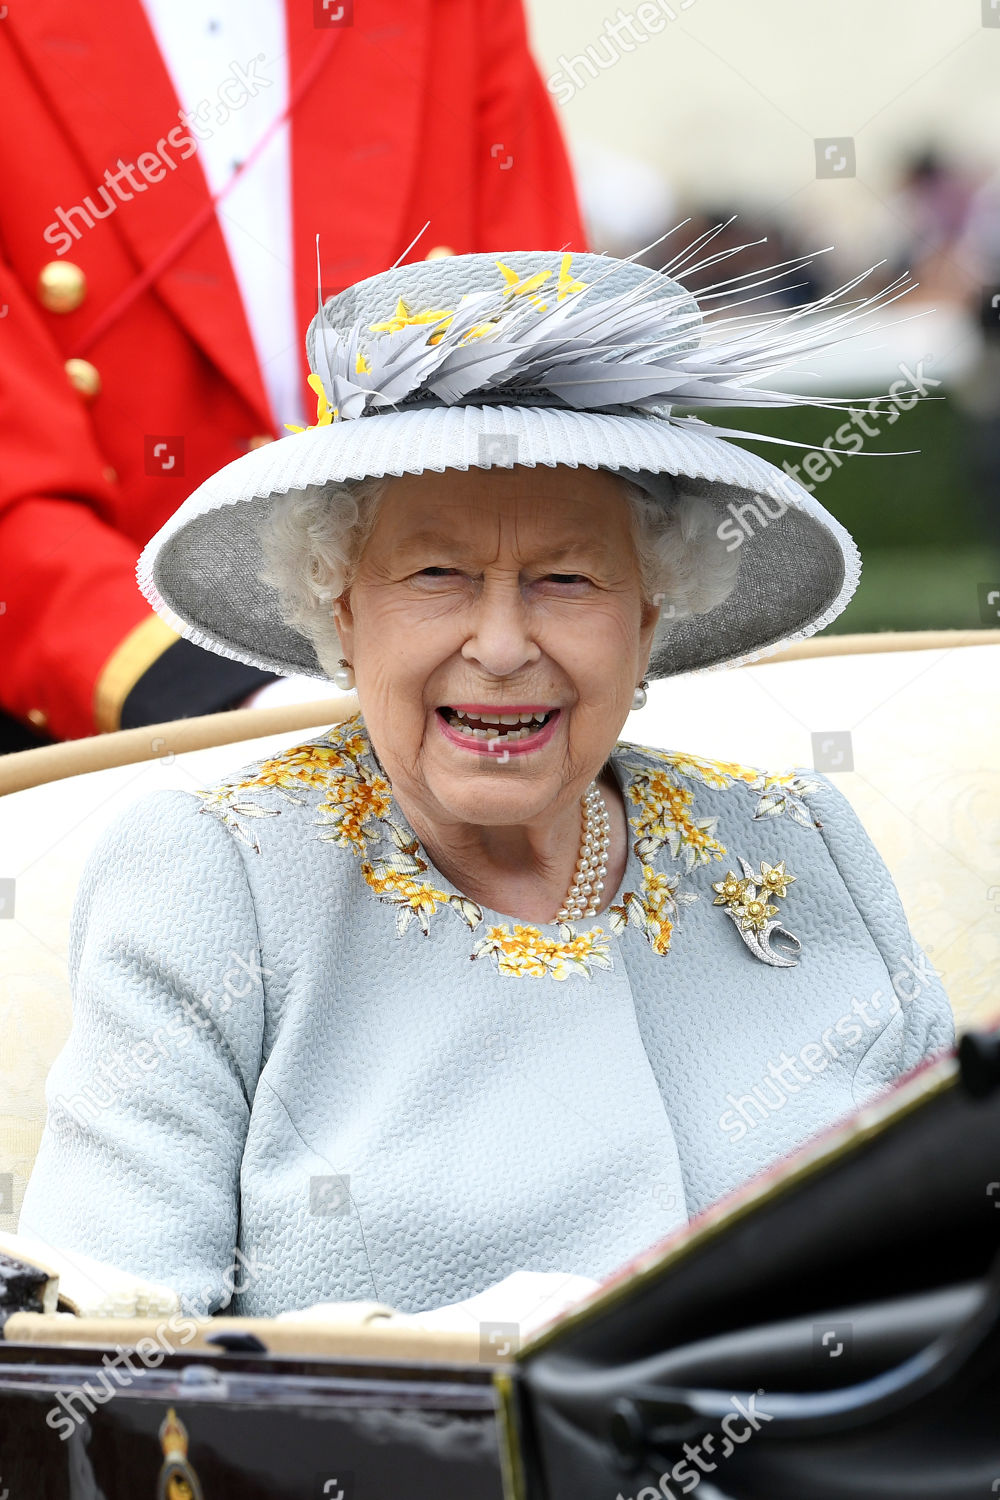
[254,471,740,677]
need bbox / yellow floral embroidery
[196,719,816,977]
[626,768,727,871]
[191,743,356,849]
[471,923,613,980]
[608,864,697,957]
[361,860,481,938]
[648,748,761,789]
[641,746,823,828]
[316,768,393,854]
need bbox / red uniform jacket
[0,0,586,744]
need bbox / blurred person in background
[0,0,586,756]
[950,168,1000,554]
[884,147,981,306]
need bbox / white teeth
[443,707,553,742]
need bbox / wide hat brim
[136,401,859,682]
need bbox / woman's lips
[436,706,562,757]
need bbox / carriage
[1,629,997,1498]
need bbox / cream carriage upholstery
[1,633,997,1238]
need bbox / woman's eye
[544,573,590,586]
[416,566,459,578]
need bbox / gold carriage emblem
[711,858,801,968]
[157,1407,205,1500]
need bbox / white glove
[0,1231,180,1318]
[272,1271,601,1342]
[395,1271,601,1339]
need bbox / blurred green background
[686,396,1000,632]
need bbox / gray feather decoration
[307,222,928,431]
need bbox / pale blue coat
[19,716,954,1316]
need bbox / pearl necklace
[555,783,611,923]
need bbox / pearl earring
[632,679,648,711]
[333,658,356,692]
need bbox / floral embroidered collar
[194,714,822,982]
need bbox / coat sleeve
[0,253,277,742]
[473,0,588,251]
[795,770,956,1107]
[18,788,266,1315]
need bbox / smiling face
[332,464,658,835]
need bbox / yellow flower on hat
[369,296,456,344]
[495,253,587,312]
[495,262,554,303]
[284,372,337,433]
[555,252,588,300]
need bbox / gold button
[102,465,118,484]
[248,434,275,450]
[65,358,101,400]
[38,261,87,314]
[26,708,48,729]
[424,245,456,260]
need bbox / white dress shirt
[140,0,306,431]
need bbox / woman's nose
[460,579,541,678]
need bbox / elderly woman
[20,247,954,1319]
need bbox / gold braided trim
[93,615,180,734]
